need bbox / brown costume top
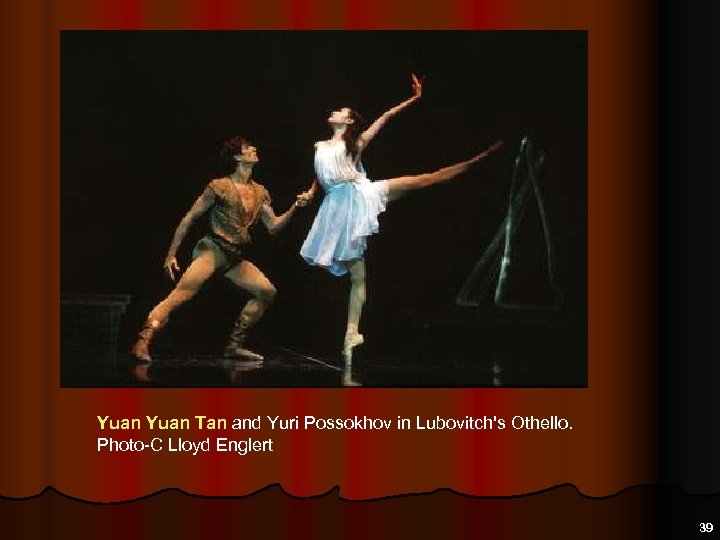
[204,177,271,245]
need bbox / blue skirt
[300,178,389,276]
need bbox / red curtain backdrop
[0,0,655,503]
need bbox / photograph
[60,30,587,388]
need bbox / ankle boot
[130,320,161,363]
[224,316,263,361]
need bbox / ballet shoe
[343,371,362,387]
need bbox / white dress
[300,140,389,276]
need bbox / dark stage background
[61,31,586,379]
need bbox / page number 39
[700,523,714,533]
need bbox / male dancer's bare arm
[359,73,423,150]
[164,191,215,281]
[260,191,309,235]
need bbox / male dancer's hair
[219,136,253,163]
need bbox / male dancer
[130,136,310,362]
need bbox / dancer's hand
[360,77,424,149]
[295,192,311,207]
[164,255,181,282]
[411,73,424,100]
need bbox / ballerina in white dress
[300,75,503,362]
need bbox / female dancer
[300,75,503,361]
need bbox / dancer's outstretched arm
[164,190,215,281]
[359,73,423,151]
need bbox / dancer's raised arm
[358,74,423,150]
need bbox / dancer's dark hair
[219,136,253,162]
[342,109,365,162]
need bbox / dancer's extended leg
[386,141,503,201]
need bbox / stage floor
[61,317,587,388]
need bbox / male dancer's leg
[131,247,225,362]
[223,260,277,360]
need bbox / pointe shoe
[343,371,362,387]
